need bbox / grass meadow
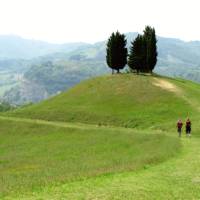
[0,118,180,199]
[1,74,200,199]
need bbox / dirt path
[0,116,139,134]
[153,78,180,93]
[0,116,104,130]
[153,78,200,112]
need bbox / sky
[0,0,200,43]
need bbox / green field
[1,74,200,199]
[7,75,199,129]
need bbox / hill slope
[7,74,200,130]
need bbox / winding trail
[153,77,200,112]
[0,116,153,135]
[0,116,101,130]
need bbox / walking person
[186,118,192,137]
[177,119,183,137]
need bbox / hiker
[186,118,192,136]
[177,119,183,137]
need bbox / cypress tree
[128,34,144,73]
[106,31,127,74]
[143,26,158,73]
[149,28,157,72]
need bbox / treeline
[106,26,157,74]
[0,101,14,112]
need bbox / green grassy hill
[1,74,200,199]
[8,74,200,130]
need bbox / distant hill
[3,60,108,105]
[0,35,89,59]
[1,33,200,104]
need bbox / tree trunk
[112,69,114,74]
[117,69,120,73]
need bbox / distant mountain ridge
[1,33,200,66]
[0,35,90,59]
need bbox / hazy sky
[0,0,200,43]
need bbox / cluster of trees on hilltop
[106,26,157,74]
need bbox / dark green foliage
[143,26,157,72]
[0,102,14,112]
[128,26,157,73]
[128,35,144,73]
[106,31,127,73]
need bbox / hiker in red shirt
[177,119,183,137]
[186,118,191,136]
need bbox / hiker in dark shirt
[186,118,191,137]
[177,119,183,137]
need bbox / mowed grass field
[1,74,200,199]
[0,119,179,199]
